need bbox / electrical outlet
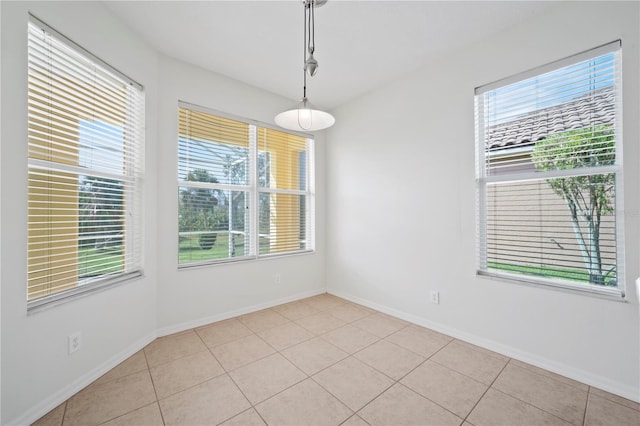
[430,291,440,305]
[274,273,282,284]
[68,332,82,354]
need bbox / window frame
[177,102,315,268]
[474,41,626,300]
[27,15,145,311]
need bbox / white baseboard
[12,332,157,426]
[14,287,327,425]
[156,287,326,337]
[327,287,640,404]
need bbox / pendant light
[275,0,335,132]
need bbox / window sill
[477,269,626,302]
[177,249,315,270]
[27,271,144,314]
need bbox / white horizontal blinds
[477,42,621,290]
[177,104,314,266]
[486,177,617,284]
[177,107,252,264]
[27,17,144,302]
[257,127,311,254]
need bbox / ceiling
[104,1,556,110]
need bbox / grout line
[60,401,69,426]
[141,347,167,426]
[583,386,591,426]
[461,356,512,423]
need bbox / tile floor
[33,294,640,426]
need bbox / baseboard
[12,331,157,426]
[13,287,328,425]
[327,287,640,404]
[155,287,326,337]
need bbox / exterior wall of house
[486,179,617,279]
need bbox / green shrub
[198,233,217,250]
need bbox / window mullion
[249,125,258,257]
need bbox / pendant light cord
[303,0,308,99]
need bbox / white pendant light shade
[275,0,335,132]
[275,98,335,132]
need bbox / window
[27,16,145,308]
[475,41,624,298]
[178,103,314,266]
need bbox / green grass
[78,246,123,278]
[488,261,615,285]
[179,233,247,264]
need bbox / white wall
[153,56,327,333]
[326,1,640,401]
[0,2,327,425]
[1,2,159,424]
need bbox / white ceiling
[104,1,556,110]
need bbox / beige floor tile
[585,394,640,425]
[327,304,372,323]
[255,378,352,425]
[467,388,572,426]
[100,402,164,426]
[229,353,307,404]
[385,325,452,358]
[322,324,379,354]
[341,414,370,426]
[158,374,250,426]
[303,294,346,311]
[257,321,314,350]
[32,402,65,426]
[211,334,276,371]
[431,339,508,385]
[272,300,320,320]
[510,359,589,391]
[144,330,207,368]
[589,387,640,412]
[354,339,425,380]
[64,370,156,426]
[295,311,347,335]
[313,357,394,411]
[493,362,588,424]
[359,383,462,426]
[93,351,148,387]
[196,318,253,349]
[239,309,290,332]
[220,408,266,426]
[282,337,349,375]
[351,313,408,338]
[149,350,225,399]
[401,360,487,418]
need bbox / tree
[79,176,124,250]
[531,125,616,285]
[179,169,226,250]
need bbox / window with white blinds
[475,41,624,298]
[178,103,314,266]
[27,16,145,308]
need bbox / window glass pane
[178,188,249,264]
[486,176,617,286]
[257,127,308,190]
[259,193,306,254]
[78,175,124,277]
[178,109,250,185]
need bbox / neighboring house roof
[486,86,615,150]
